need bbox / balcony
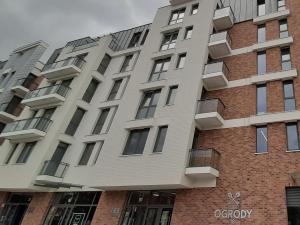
[195,99,225,129]
[0,117,52,142]
[41,57,85,81]
[208,31,232,59]
[0,103,21,123]
[169,0,191,5]
[36,160,69,185]
[213,7,235,31]
[202,62,229,90]
[11,77,38,97]
[22,84,70,109]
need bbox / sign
[214,192,252,223]
[69,213,85,225]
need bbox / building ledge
[195,112,225,130]
[253,36,293,52]
[249,110,300,126]
[250,68,297,84]
[125,118,155,130]
[160,23,183,33]
[0,112,17,124]
[139,79,167,91]
[0,129,46,142]
[253,9,290,24]
[169,0,192,5]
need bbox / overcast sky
[0,0,168,62]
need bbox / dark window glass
[141,29,149,45]
[92,108,110,135]
[136,90,161,119]
[97,54,112,75]
[128,32,142,48]
[281,48,292,71]
[257,84,267,114]
[4,144,18,164]
[286,123,300,151]
[283,80,296,111]
[61,78,73,87]
[65,108,86,136]
[256,126,268,153]
[191,4,199,15]
[123,129,150,155]
[258,24,266,43]
[176,53,186,69]
[160,31,178,51]
[166,86,178,105]
[169,8,185,25]
[120,55,133,72]
[149,58,170,82]
[278,0,286,11]
[16,142,36,163]
[153,126,168,153]
[107,79,122,101]
[257,0,266,16]
[184,26,193,39]
[279,19,288,38]
[82,79,99,103]
[257,51,266,75]
[78,142,96,165]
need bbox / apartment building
[1,0,300,224]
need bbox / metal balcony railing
[188,148,221,170]
[43,57,85,72]
[209,31,232,47]
[24,84,70,100]
[2,117,52,133]
[39,160,69,178]
[196,98,225,115]
[204,62,229,79]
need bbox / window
[123,129,150,155]
[281,48,292,71]
[141,29,149,45]
[257,84,267,114]
[176,53,186,69]
[120,55,133,72]
[92,141,104,165]
[160,31,178,51]
[92,108,110,135]
[82,79,99,103]
[278,0,286,11]
[256,126,268,153]
[184,26,193,39]
[78,142,96,166]
[4,144,18,164]
[257,0,266,16]
[153,126,168,153]
[97,54,112,75]
[61,78,73,87]
[136,90,161,119]
[257,51,266,75]
[166,86,178,105]
[191,4,199,15]
[283,80,296,111]
[279,19,288,38]
[16,142,36,163]
[169,8,185,25]
[65,108,86,136]
[258,24,266,43]
[128,32,142,48]
[107,79,122,101]
[286,123,300,151]
[149,58,170,82]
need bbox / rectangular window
[153,126,168,153]
[286,123,300,151]
[149,58,170,82]
[136,90,161,119]
[257,84,267,114]
[281,48,292,71]
[120,55,133,73]
[4,144,18,164]
[191,4,199,15]
[123,128,150,155]
[256,126,268,153]
[169,8,185,25]
[160,31,178,51]
[278,0,286,11]
[107,79,122,101]
[166,86,178,105]
[16,142,36,163]
[184,26,193,39]
[279,19,288,38]
[257,24,266,43]
[92,108,110,135]
[141,29,149,45]
[78,142,96,165]
[65,108,86,136]
[257,51,266,75]
[82,79,99,103]
[92,141,104,165]
[128,32,142,48]
[97,54,111,75]
[283,80,296,111]
[176,53,186,69]
[257,0,266,16]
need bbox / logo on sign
[69,213,85,225]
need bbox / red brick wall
[229,21,257,49]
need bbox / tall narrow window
[257,51,266,75]
[141,29,149,45]
[153,126,168,153]
[160,31,178,51]
[286,123,300,151]
[128,32,142,48]
[92,141,104,165]
[283,80,296,111]
[123,128,150,155]
[257,84,267,114]
[166,86,178,105]
[281,48,292,71]
[184,26,193,39]
[120,55,133,72]
[78,142,96,166]
[169,8,185,25]
[256,126,268,153]
[257,24,266,43]
[176,53,186,69]
[257,0,266,16]
[107,79,122,101]
[278,0,286,11]
[97,54,112,75]
[191,4,199,15]
[279,19,288,38]
[149,58,170,82]
[92,108,110,135]
[4,144,18,164]
[82,79,99,103]
[16,142,36,163]
[136,90,161,119]
[65,108,86,136]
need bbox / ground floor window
[121,191,175,225]
[287,188,300,225]
[43,192,100,225]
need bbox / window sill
[255,152,268,155]
[120,154,143,157]
[286,150,300,153]
[150,152,163,155]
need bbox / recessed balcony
[0,102,20,123]
[195,98,225,129]
[22,84,70,109]
[213,7,235,31]
[0,117,52,142]
[41,57,85,81]
[208,31,232,59]
[11,77,38,97]
[202,62,229,90]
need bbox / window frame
[78,142,96,166]
[153,126,168,153]
[136,89,161,119]
[257,51,266,75]
[281,47,292,71]
[107,79,123,101]
[176,53,186,69]
[257,0,266,16]
[82,79,99,103]
[97,54,112,75]
[16,142,36,164]
[128,32,142,48]
[257,24,266,43]
[191,4,199,15]
[286,122,300,151]
[283,80,296,112]
[123,128,150,155]
[65,108,86,136]
[120,55,133,73]
[166,86,178,105]
[279,19,288,39]
[184,26,193,40]
[169,8,186,25]
[256,84,267,114]
[277,0,286,11]
[92,108,110,135]
[256,126,268,153]
[160,31,179,51]
[149,58,171,82]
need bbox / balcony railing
[209,31,232,47]
[188,149,221,170]
[2,117,52,133]
[0,102,22,116]
[204,62,229,78]
[24,84,70,100]
[43,57,85,72]
[39,160,69,178]
[196,98,225,115]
